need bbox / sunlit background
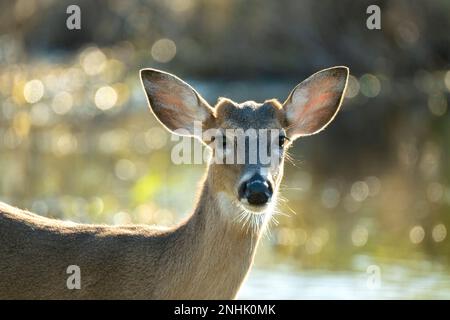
[0,0,449,299]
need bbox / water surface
[239,262,450,299]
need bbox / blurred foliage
[0,0,449,278]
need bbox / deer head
[140,67,349,220]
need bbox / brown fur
[0,173,259,299]
[0,67,348,299]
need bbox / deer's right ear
[140,69,215,137]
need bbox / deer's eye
[278,135,287,148]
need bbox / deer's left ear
[282,66,349,140]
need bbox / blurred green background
[0,0,449,298]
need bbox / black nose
[239,175,273,206]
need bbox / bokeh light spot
[151,39,177,63]
[444,70,450,92]
[351,181,369,202]
[345,75,360,98]
[52,91,73,115]
[427,93,447,116]
[95,86,118,110]
[24,79,44,103]
[14,0,36,21]
[81,47,107,75]
[145,127,168,149]
[409,225,425,244]
[351,225,369,247]
[432,224,447,243]
[360,74,381,98]
[321,187,340,209]
[53,133,78,156]
[115,159,137,181]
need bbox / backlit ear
[282,66,349,139]
[140,68,215,137]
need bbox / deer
[0,66,349,299]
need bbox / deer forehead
[214,99,285,130]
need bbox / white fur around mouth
[238,200,269,215]
[233,199,276,235]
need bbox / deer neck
[166,169,272,299]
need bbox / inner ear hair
[283,66,349,138]
[140,68,216,136]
